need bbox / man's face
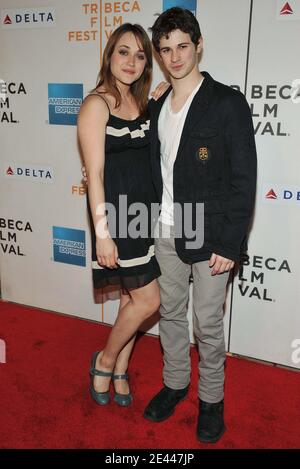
[158,29,202,80]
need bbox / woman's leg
[108,291,136,395]
[113,333,136,395]
[93,279,160,392]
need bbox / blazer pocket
[190,128,218,138]
[189,129,219,166]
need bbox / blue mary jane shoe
[113,373,133,407]
[89,351,112,405]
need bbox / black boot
[143,385,189,422]
[197,399,226,443]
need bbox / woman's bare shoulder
[79,90,109,122]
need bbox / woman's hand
[96,237,119,269]
[150,81,170,101]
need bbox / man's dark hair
[150,7,201,52]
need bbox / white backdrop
[1,0,299,369]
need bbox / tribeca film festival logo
[48,84,83,126]
[72,182,86,196]
[0,218,33,256]
[67,1,143,43]
[94,196,204,249]
[4,163,54,183]
[231,81,300,136]
[52,227,86,267]
[263,184,300,205]
[68,2,99,42]
[238,254,291,302]
[102,1,141,40]
[0,81,26,124]
[1,7,55,29]
[163,0,197,15]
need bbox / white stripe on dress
[92,244,155,270]
[106,120,150,139]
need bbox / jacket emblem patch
[198,146,209,161]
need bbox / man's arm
[212,91,257,264]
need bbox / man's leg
[192,260,229,401]
[143,222,191,422]
[157,225,191,389]
[192,260,229,442]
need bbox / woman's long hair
[93,23,153,118]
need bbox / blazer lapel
[175,72,215,160]
[150,86,172,161]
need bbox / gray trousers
[155,223,229,403]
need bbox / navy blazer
[148,72,257,263]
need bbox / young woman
[77,24,162,407]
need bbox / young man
[143,7,257,443]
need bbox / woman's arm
[77,95,118,268]
[150,81,170,100]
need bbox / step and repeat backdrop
[1,0,299,369]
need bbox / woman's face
[110,31,147,88]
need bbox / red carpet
[0,300,299,449]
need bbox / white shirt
[158,79,204,225]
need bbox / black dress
[86,95,161,291]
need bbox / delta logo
[163,0,197,15]
[263,184,300,205]
[52,227,86,267]
[1,8,56,29]
[48,83,83,126]
[265,189,277,200]
[3,15,11,24]
[277,1,300,20]
[280,2,293,15]
[4,163,54,183]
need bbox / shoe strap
[112,373,128,381]
[90,368,113,377]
